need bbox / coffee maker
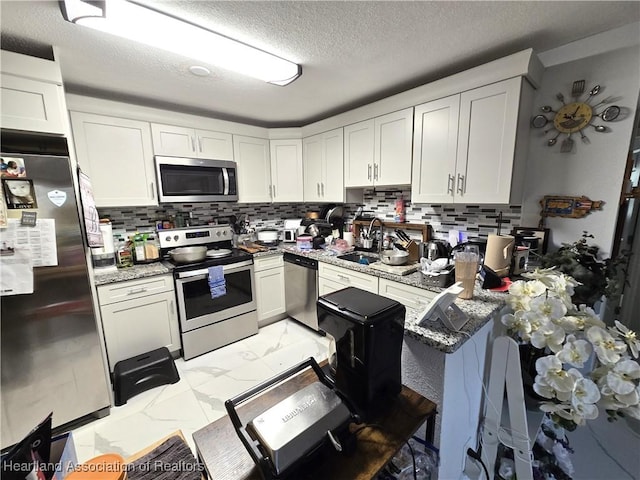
[317,287,406,421]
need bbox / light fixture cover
[61,0,301,85]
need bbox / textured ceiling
[1,1,639,128]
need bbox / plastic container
[296,234,313,250]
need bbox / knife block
[406,241,420,262]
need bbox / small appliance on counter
[282,218,303,243]
[420,240,449,261]
[317,287,406,421]
[225,357,357,480]
[90,219,117,272]
[256,228,280,247]
[301,218,333,249]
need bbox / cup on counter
[362,238,373,249]
[454,245,479,299]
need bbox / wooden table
[192,364,437,480]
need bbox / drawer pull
[127,287,148,295]
[337,274,350,282]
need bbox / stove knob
[216,231,221,237]
[165,235,171,242]
[174,235,179,241]
[222,230,228,236]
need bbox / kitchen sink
[337,252,379,265]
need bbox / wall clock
[531,80,621,152]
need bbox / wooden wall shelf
[352,220,430,243]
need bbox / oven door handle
[175,260,253,279]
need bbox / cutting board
[368,262,419,276]
[237,244,269,254]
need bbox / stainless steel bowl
[169,246,207,263]
[380,249,409,266]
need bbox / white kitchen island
[401,284,505,479]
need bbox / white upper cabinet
[412,77,527,204]
[234,135,271,203]
[151,123,233,160]
[70,111,157,207]
[0,50,66,135]
[344,119,374,187]
[411,95,460,204]
[269,139,303,202]
[344,108,413,187]
[303,128,344,203]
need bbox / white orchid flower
[522,266,560,287]
[509,279,547,299]
[587,326,628,365]
[557,335,592,368]
[531,322,566,352]
[622,404,640,420]
[533,374,556,399]
[608,320,640,358]
[615,384,640,408]
[530,295,568,322]
[501,311,531,340]
[535,355,575,394]
[568,369,601,407]
[605,359,640,395]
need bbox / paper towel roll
[92,220,115,255]
[485,234,515,277]
[343,231,355,246]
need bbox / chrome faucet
[368,217,384,254]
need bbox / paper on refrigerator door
[0,248,33,295]
[1,218,58,267]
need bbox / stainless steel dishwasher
[284,252,319,331]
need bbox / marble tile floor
[71,318,331,463]
[71,318,640,479]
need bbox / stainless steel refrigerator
[1,131,111,449]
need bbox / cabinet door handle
[273,185,276,198]
[447,175,454,195]
[170,300,175,315]
[457,174,465,195]
[190,136,196,152]
[197,137,203,153]
[127,287,148,295]
[150,181,155,199]
[317,182,320,195]
[374,163,379,181]
[367,164,372,180]
[269,185,273,198]
[321,182,324,196]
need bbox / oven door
[175,260,255,333]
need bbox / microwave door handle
[222,168,230,195]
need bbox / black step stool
[113,347,180,406]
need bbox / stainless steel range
[159,225,257,360]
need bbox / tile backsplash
[99,187,522,245]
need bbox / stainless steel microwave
[155,156,238,203]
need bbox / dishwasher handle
[283,252,318,270]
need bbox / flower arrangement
[501,267,640,430]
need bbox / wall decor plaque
[540,195,604,219]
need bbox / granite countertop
[93,262,173,286]
[94,244,507,353]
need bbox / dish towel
[208,266,226,299]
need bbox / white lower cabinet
[318,263,378,294]
[254,255,286,325]
[378,278,437,310]
[97,275,180,371]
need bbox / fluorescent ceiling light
[61,0,301,86]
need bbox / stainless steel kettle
[421,240,449,261]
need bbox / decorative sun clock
[531,80,621,152]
